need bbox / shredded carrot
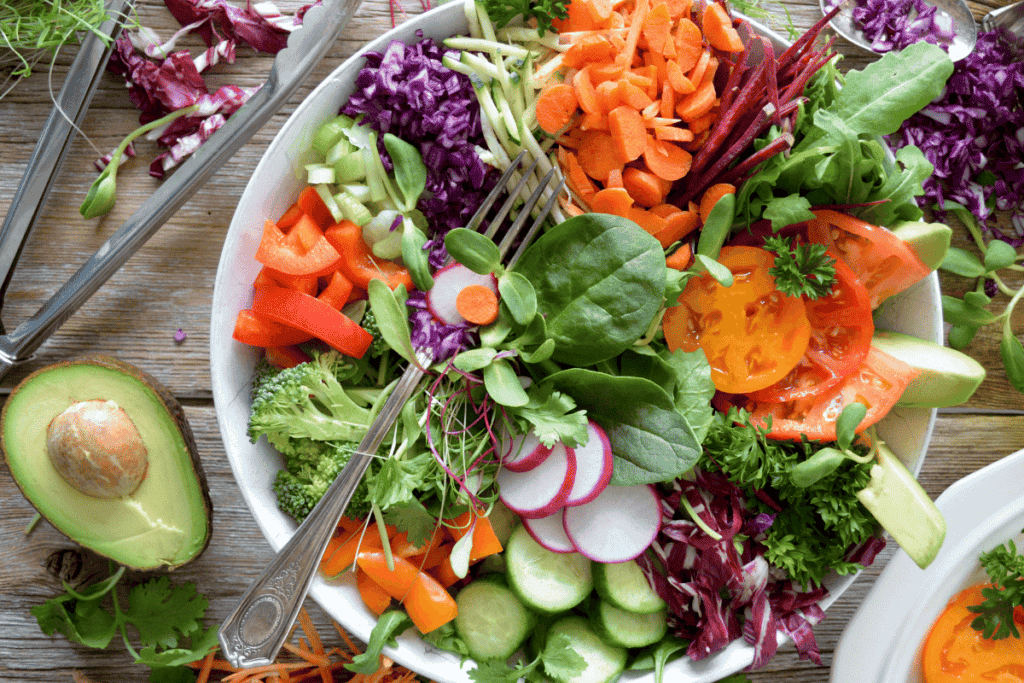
[196,651,217,683]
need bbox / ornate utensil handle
[218,360,427,668]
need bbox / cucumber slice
[543,615,626,683]
[591,600,667,649]
[506,525,592,614]
[454,576,535,661]
[592,560,666,614]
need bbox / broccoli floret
[360,309,391,358]
[248,350,372,443]
[272,440,372,522]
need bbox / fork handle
[218,362,427,668]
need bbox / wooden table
[1,0,1021,680]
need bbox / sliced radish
[564,420,614,507]
[497,443,576,519]
[425,263,498,325]
[522,509,577,554]
[563,484,661,563]
[499,428,553,472]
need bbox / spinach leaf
[544,369,700,485]
[513,214,666,367]
[617,348,716,442]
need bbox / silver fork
[218,151,566,668]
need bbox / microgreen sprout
[1,0,116,82]
[938,202,1024,393]
[79,103,200,219]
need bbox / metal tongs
[0,0,360,382]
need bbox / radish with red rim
[522,509,577,554]
[498,427,553,472]
[564,420,614,507]
[425,262,498,325]
[563,484,661,563]
[496,443,576,519]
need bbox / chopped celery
[314,184,345,223]
[340,183,371,203]
[333,152,366,184]
[305,163,335,186]
[312,114,356,156]
[334,190,373,227]
[325,136,357,165]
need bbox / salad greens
[969,537,1024,639]
[479,0,569,35]
[31,563,218,681]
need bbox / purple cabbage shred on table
[340,33,499,269]
[887,28,1024,245]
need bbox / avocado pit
[46,399,149,498]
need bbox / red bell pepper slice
[296,185,336,231]
[264,344,312,369]
[251,284,372,358]
[254,217,341,277]
[316,269,354,310]
[253,266,319,297]
[232,309,312,348]
[324,220,414,291]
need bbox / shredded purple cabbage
[841,0,956,53]
[340,33,498,268]
[406,290,476,362]
[887,28,1024,244]
[638,470,833,670]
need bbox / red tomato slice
[663,246,812,394]
[254,217,341,278]
[724,346,921,442]
[252,283,372,358]
[746,255,874,403]
[807,209,932,309]
[232,309,312,348]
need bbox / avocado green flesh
[890,220,952,271]
[4,363,208,569]
[873,330,985,408]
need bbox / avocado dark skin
[1,355,213,571]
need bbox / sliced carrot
[536,83,579,135]
[574,68,601,114]
[645,49,668,86]
[653,208,701,247]
[654,124,695,142]
[608,105,647,162]
[689,110,716,134]
[321,529,355,565]
[642,1,673,53]
[666,60,696,95]
[660,79,676,118]
[356,550,420,600]
[590,186,635,216]
[596,79,622,113]
[675,80,717,122]
[650,203,684,218]
[590,61,626,83]
[674,18,703,72]
[564,0,600,31]
[565,150,599,198]
[455,284,500,326]
[607,168,625,189]
[320,528,382,576]
[629,207,669,235]
[700,55,719,87]
[666,242,694,270]
[585,0,615,22]
[623,166,668,207]
[703,2,745,52]
[686,49,712,86]
[644,136,693,181]
[357,569,392,616]
[580,110,609,131]
[618,79,654,109]
[577,130,625,181]
[664,0,693,19]
[402,572,457,634]
[564,33,616,68]
[448,510,504,562]
[698,182,736,223]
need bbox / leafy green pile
[32,564,217,682]
[479,0,569,35]
[969,537,1024,639]
[1,0,115,80]
[699,411,878,589]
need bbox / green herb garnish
[968,537,1024,639]
[480,0,569,35]
[1,0,120,81]
[763,235,837,300]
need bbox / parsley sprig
[968,537,1024,639]
[763,235,837,300]
[31,563,218,680]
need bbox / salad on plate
[212,0,987,680]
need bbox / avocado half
[1,355,212,570]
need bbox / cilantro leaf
[480,0,569,35]
[32,592,118,649]
[383,498,438,548]
[968,538,1024,639]
[125,577,207,649]
[512,384,589,449]
[763,235,837,300]
[539,634,587,681]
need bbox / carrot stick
[455,284,500,325]
[536,83,579,135]
[619,0,649,65]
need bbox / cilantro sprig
[968,537,1024,640]
[480,0,569,35]
[763,235,837,300]
[31,563,218,681]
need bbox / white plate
[832,447,1024,683]
[210,4,942,681]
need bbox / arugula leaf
[347,611,413,675]
[968,538,1024,639]
[763,235,836,300]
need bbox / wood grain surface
[1,0,1022,681]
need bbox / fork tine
[463,150,528,233]
[497,167,562,264]
[483,156,541,241]
[506,176,566,269]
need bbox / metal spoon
[820,0,978,61]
